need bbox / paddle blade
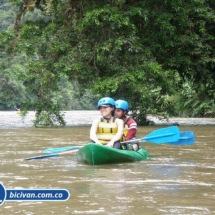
[141,126,180,144]
[25,150,78,161]
[43,146,82,154]
[25,153,60,160]
[169,131,195,145]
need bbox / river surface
[0,111,215,214]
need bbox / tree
[3,0,215,126]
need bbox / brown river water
[0,111,215,215]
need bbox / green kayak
[76,143,150,165]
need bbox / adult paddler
[90,97,124,149]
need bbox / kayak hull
[76,143,150,165]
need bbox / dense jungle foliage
[0,0,214,126]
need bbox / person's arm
[107,118,124,147]
[125,118,137,141]
[90,119,102,144]
[125,128,137,141]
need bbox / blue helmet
[115,100,129,111]
[97,97,115,108]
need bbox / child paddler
[114,100,139,151]
[90,97,124,149]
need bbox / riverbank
[147,115,215,126]
[0,111,214,128]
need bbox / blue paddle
[25,126,181,160]
[25,130,195,161]
[42,129,195,155]
[41,126,179,154]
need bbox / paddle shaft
[43,146,82,154]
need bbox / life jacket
[96,117,118,144]
[122,116,130,141]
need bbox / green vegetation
[0,0,214,126]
